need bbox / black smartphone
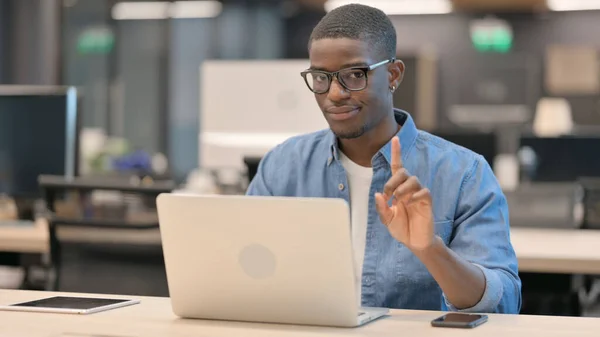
[430,313,488,329]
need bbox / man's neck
[338,113,400,167]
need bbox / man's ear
[389,59,405,89]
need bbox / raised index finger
[390,136,403,175]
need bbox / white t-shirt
[338,151,374,306]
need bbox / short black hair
[309,4,397,59]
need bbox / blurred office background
[1,0,600,317]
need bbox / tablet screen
[12,296,131,310]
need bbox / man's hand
[375,136,488,310]
[374,136,435,252]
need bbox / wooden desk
[0,219,49,254]
[0,290,599,337]
[511,227,600,274]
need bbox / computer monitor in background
[445,54,539,129]
[0,86,79,199]
[431,130,497,167]
[519,135,600,182]
[199,60,328,175]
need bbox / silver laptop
[156,193,388,327]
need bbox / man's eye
[314,74,328,82]
[348,71,365,79]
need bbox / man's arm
[375,136,521,313]
[435,157,521,313]
[412,236,487,311]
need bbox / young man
[247,4,521,314]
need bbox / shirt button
[338,183,345,191]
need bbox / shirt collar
[327,109,418,167]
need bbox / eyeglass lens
[307,68,367,93]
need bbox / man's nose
[327,77,350,102]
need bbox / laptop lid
[156,194,360,327]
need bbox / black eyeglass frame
[300,58,396,94]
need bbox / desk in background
[7,226,600,275]
[38,174,175,291]
[0,219,50,289]
[511,228,600,274]
[511,227,600,316]
[0,219,49,255]
[1,289,600,337]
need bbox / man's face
[307,38,398,139]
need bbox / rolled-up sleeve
[442,156,522,314]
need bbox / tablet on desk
[0,296,140,314]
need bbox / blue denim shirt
[246,110,521,314]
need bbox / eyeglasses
[300,59,395,94]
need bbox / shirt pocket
[434,220,454,245]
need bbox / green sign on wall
[470,18,513,53]
[77,27,114,55]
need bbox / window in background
[169,14,216,181]
[61,0,286,181]
[62,0,112,130]
[114,17,168,156]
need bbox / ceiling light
[112,1,222,20]
[170,1,222,19]
[112,2,170,20]
[547,0,600,11]
[324,0,452,15]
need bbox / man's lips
[326,106,361,121]
[326,105,360,113]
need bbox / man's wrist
[411,235,445,259]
